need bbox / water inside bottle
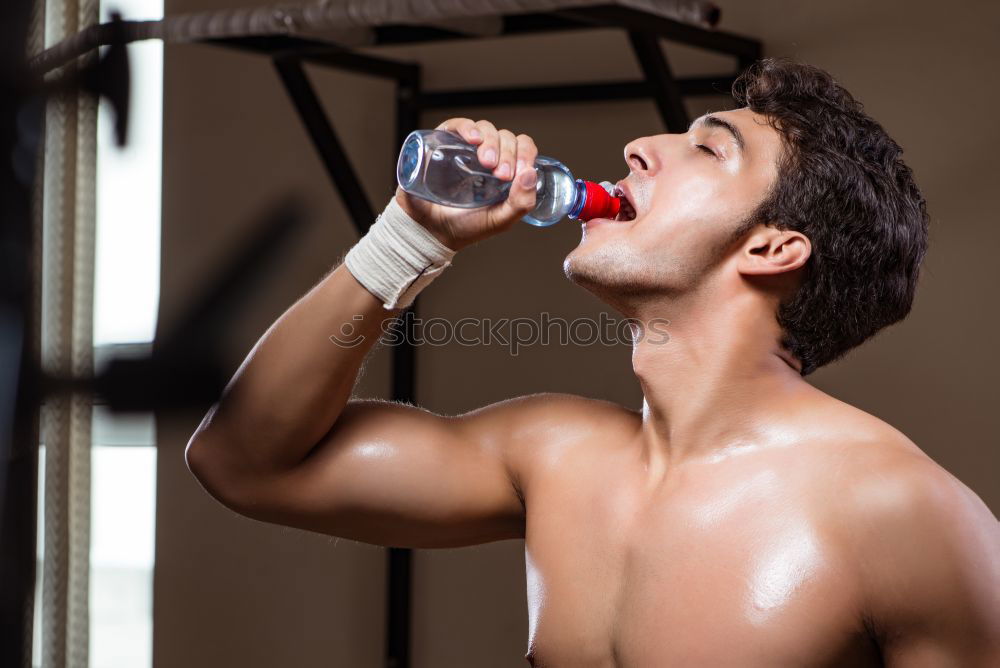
[403,138,509,208]
[523,161,578,226]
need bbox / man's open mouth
[613,184,637,221]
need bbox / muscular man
[186,59,1000,666]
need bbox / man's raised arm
[185,118,547,548]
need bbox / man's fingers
[435,117,483,146]
[511,133,539,209]
[495,129,518,180]
[514,133,538,184]
[511,165,537,213]
[473,119,499,168]
[515,133,538,165]
[422,120,541,234]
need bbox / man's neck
[628,290,813,480]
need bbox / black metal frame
[204,7,760,668]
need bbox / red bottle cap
[576,180,622,221]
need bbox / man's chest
[521,460,878,667]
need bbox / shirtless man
[185,59,1000,666]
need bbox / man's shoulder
[461,392,642,484]
[813,408,999,618]
[807,398,993,539]
[836,441,995,545]
[457,392,640,460]
[462,392,639,428]
[812,415,1000,658]
[783,393,995,569]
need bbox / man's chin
[564,242,646,311]
[563,245,597,286]
[565,234,639,282]
[564,239,687,313]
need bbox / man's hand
[395,118,540,250]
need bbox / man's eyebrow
[689,114,746,154]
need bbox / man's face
[564,108,783,308]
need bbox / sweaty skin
[186,115,1000,666]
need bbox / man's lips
[613,181,638,221]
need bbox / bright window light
[90,440,157,668]
[90,0,163,662]
[94,0,163,346]
[34,436,158,668]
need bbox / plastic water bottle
[396,129,623,227]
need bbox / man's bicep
[240,398,528,548]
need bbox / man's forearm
[188,263,395,475]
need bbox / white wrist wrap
[344,196,456,310]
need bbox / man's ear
[736,227,811,277]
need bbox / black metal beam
[627,32,689,132]
[39,6,760,76]
[385,540,412,668]
[390,77,421,409]
[388,69,420,668]
[202,6,759,61]
[558,5,761,61]
[208,11,590,52]
[384,62,421,668]
[88,198,307,413]
[372,11,591,45]
[273,58,375,236]
[415,76,735,109]
[374,24,470,45]
[202,35,331,58]
[499,11,600,36]
[303,50,419,83]
[214,36,420,82]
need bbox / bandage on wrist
[344,196,457,309]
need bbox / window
[89,409,158,668]
[93,0,162,347]
[34,414,158,668]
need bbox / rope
[39,0,97,663]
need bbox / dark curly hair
[732,58,929,375]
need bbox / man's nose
[623,137,658,175]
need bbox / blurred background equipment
[2,3,307,667]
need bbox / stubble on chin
[563,239,680,307]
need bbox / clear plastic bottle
[396,129,622,227]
